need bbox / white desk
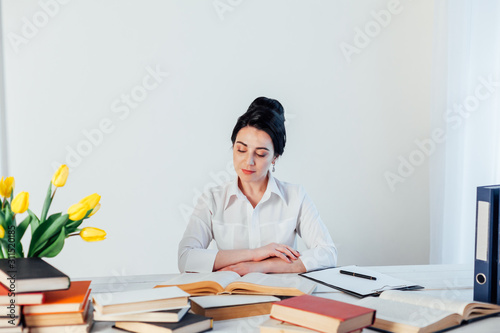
[77,264,500,333]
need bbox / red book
[270,294,376,333]
[22,281,91,314]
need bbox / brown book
[23,281,91,314]
[114,313,213,333]
[156,272,316,296]
[271,295,375,333]
[28,302,93,333]
[93,306,190,322]
[357,290,500,333]
[24,300,90,327]
[190,295,280,321]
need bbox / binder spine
[473,186,499,304]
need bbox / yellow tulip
[0,225,4,239]
[67,203,90,221]
[88,203,101,217]
[0,177,15,198]
[51,165,69,187]
[79,193,101,210]
[11,192,29,214]
[80,227,106,242]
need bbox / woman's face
[233,126,276,185]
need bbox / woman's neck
[238,176,268,208]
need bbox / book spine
[473,186,499,304]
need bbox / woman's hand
[252,243,300,263]
[218,261,264,276]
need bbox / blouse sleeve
[296,187,338,271]
[177,193,219,273]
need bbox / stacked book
[262,294,376,333]
[22,280,93,333]
[0,258,89,333]
[92,286,213,333]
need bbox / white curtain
[430,0,500,264]
[0,10,8,177]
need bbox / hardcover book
[114,312,213,333]
[23,280,91,314]
[24,300,91,327]
[190,295,280,321]
[93,305,190,322]
[260,319,363,333]
[0,284,43,305]
[156,272,316,296]
[92,286,189,315]
[0,258,70,293]
[357,290,500,333]
[28,303,94,333]
[270,294,375,333]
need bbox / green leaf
[28,214,68,257]
[15,239,24,258]
[35,227,66,258]
[39,181,53,224]
[16,215,32,241]
[28,209,40,235]
[3,206,14,229]
[0,241,8,259]
[0,210,5,229]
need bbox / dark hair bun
[231,97,287,157]
[247,96,285,118]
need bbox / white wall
[0,0,433,278]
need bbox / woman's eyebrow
[236,141,270,151]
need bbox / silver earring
[272,163,275,172]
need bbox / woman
[178,97,337,275]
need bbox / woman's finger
[276,245,298,260]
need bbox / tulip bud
[88,203,101,217]
[51,165,69,187]
[0,177,15,198]
[11,192,29,214]
[79,193,101,210]
[80,227,106,242]
[67,203,90,221]
[0,225,4,239]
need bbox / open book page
[358,297,461,333]
[157,271,240,290]
[227,273,317,295]
[379,290,469,318]
[380,290,500,321]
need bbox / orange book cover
[23,281,91,314]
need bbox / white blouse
[178,173,337,273]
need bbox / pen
[339,269,377,280]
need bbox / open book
[357,290,500,333]
[155,272,316,296]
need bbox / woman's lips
[242,169,256,175]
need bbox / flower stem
[51,187,58,202]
